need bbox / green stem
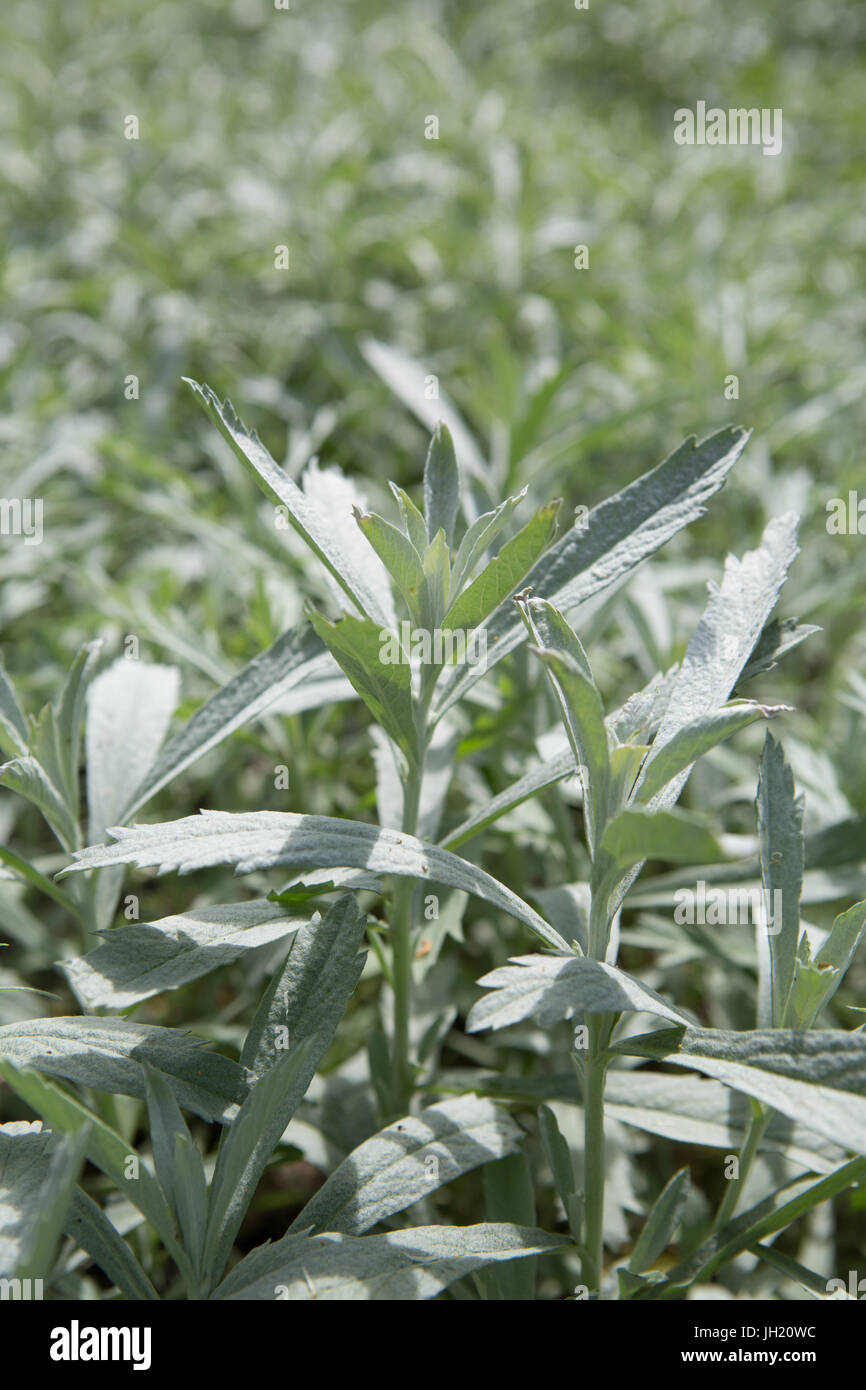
[581,1012,608,1295]
[389,752,423,1119]
[588,879,611,961]
[711,1100,770,1234]
[581,874,614,1295]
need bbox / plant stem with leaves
[390,743,425,1117]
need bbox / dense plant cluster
[1,0,864,1303]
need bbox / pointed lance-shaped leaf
[423,423,460,546]
[62,810,570,951]
[432,426,752,719]
[184,379,392,626]
[445,501,560,633]
[213,1222,567,1301]
[292,1094,522,1236]
[307,610,417,761]
[467,954,691,1034]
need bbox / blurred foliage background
[2,0,864,690]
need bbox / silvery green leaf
[603,1070,845,1172]
[520,595,594,680]
[64,1187,158,1301]
[85,658,181,931]
[299,458,397,628]
[214,1222,566,1300]
[184,379,392,626]
[530,882,590,957]
[63,810,569,951]
[173,1132,209,1275]
[354,509,426,622]
[670,1026,866,1094]
[432,427,751,718]
[143,1062,192,1216]
[609,744,648,811]
[750,1242,850,1300]
[19,1125,89,1280]
[634,701,790,806]
[292,1095,521,1237]
[607,667,679,744]
[618,1267,664,1298]
[423,423,460,546]
[210,1229,309,1300]
[449,489,528,598]
[0,755,78,851]
[0,1064,189,1282]
[420,527,451,633]
[53,640,104,805]
[482,1154,538,1300]
[124,625,346,818]
[85,659,180,842]
[650,516,800,807]
[466,954,690,1033]
[737,616,820,685]
[240,896,367,1083]
[24,702,68,808]
[627,1167,689,1274]
[445,501,560,633]
[652,1157,866,1295]
[63,900,308,1010]
[789,943,837,1036]
[0,1018,247,1123]
[530,643,609,859]
[0,655,29,757]
[538,1104,577,1207]
[202,899,367,1288]
[810,898,866,1018]
[389,483,428,555]
[599,808,725,871]
[308,611,417,760]
[202,1036,320,1290]
[0,1120,53,1276]
[619,1026,866,1153]
[756,734,805,1027]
